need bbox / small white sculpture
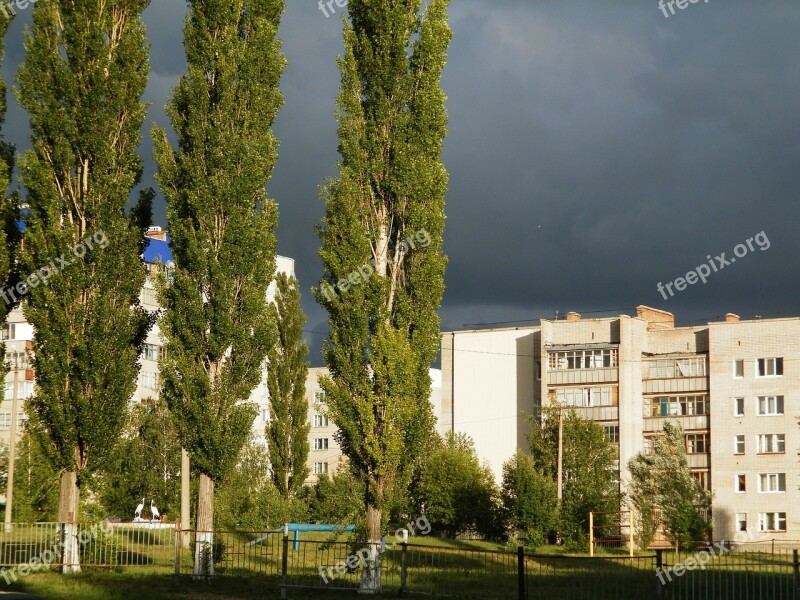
[150,500,161,521]
[134,497,145,520]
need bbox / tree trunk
[57,470,81,574]
[359,502,382,593]
[193,473,215,577]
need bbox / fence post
[280,526,289,599]
[793,549,799,600]
[656,549,664,598]
[174,519,181,578]
[399,542,408,595]
[589,511,594,557]
[517,546,525,600]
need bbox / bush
[501,450,558,548]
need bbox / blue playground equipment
[247,523,355,550]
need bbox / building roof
[143,236,172,264]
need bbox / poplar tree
[15,0,153,572]
[266,272,310,499]
[153,0,285,576]
[315,0,451,590]
[0,9,17,345]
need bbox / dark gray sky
[3,1,800,364]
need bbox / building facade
[441,306,800,540]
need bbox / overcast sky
[3,1,799,364]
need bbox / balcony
[548,368,618,386]
[643,415,708,432]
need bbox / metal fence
[3,524,800,600]
[0,522,175,570]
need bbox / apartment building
[1,227,296,451]
[441,306,800,540]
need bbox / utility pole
[556,406,563,502]
[5,352,19,530]
[181,448,190,548]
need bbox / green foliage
[6,430,60,522]
[266,272,310,498]
[528,405,619,545]
[215,441,305,530]
[16,0,154,492]
[412,433,500,539]
[97,400,181,520]
[153,0,286,487]
[628,422,712,549]
[315,0,452,536]
[501,450,558,548]
[305,469,365,525]
[0,7,17,344]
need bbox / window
[648,357,707,379]
[141,287,158,305]
[603,425,619,444]
[736,513,747,532]
[313,462,328,475]
[260,408,269,423]
[548,349,618,370]
[314,438,329,450]
[144,344,159,361]
[0,324,15,340]
[759,512,787,532]
[759,473,786,493]
[757,357,783,377]
[736,474,746,493]
[535,361,541,381]
[758,396,784,416]
[734,435,745,455]
[691,471,710,491]
[0,411,9,431]
[734,360,744,378]
[644,395,708,417]
[313,415,329,427]
[314,391,326,404]
[141,372,160,390]
[734,397,744,416]
[686,433,707,454]
[557,386,613,407]
[758,433,785,454]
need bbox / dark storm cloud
[3,1,799,363]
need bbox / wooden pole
[4,355,19,530]
[589,511,594,557]
[557,408,563,502]
[629,510,634,557]
[181,448,190,548]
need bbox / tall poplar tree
[0,9,16,335]
[153,0,285,576]
[266,272,310,499]
[315,0,451,590]
[16,0,153,572]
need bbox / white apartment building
[1,227,296,452]
[441,306,800,540]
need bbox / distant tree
[315,0,451,590]
[628,422,712,549]
[4,431,59,523]
[413,433,499,539]
[153,0,286,576]
[266,273,310,499]
[501,450,558,547]
[17,0,153,572]
[98,400,181,521]
[528,406,619,546]
[216,440,305,531]
[305,469,365,525]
